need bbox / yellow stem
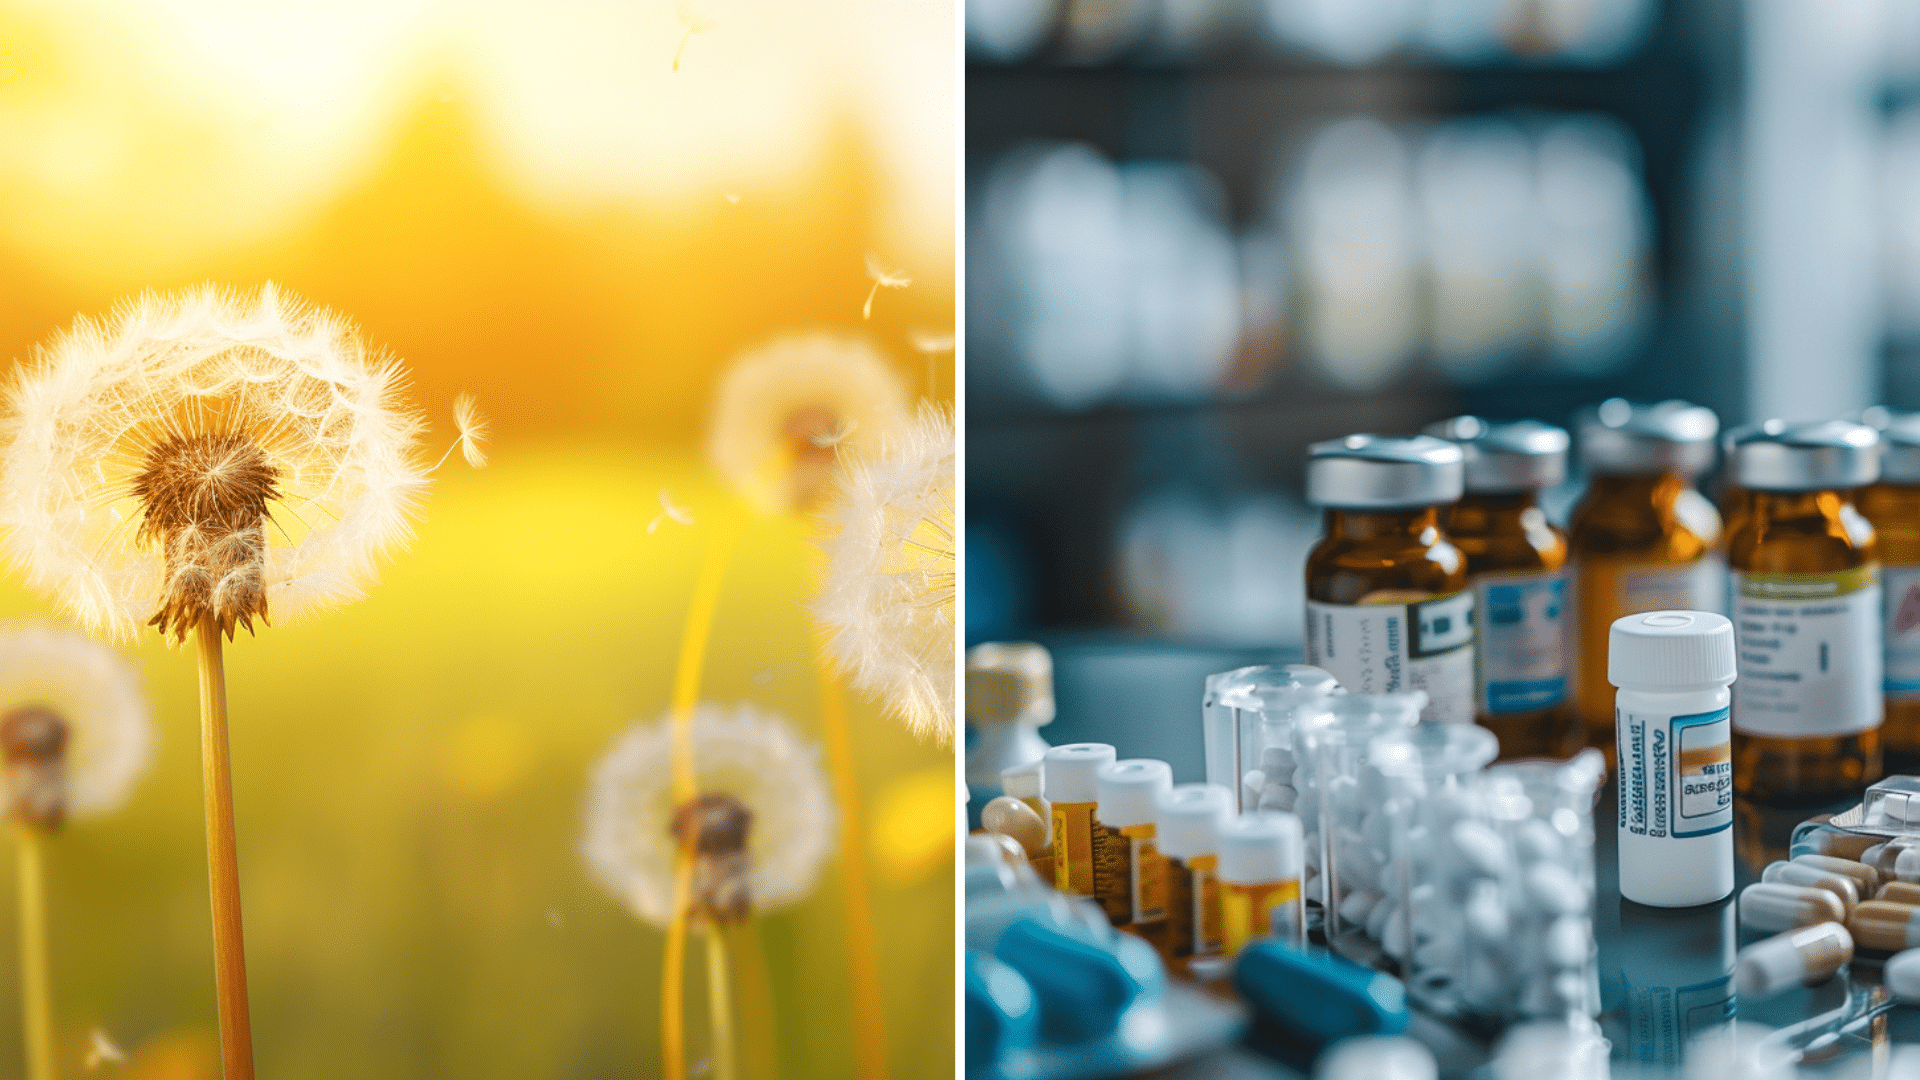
[196,617,254,1080]
[814,660,888,1080]
[17,828,52,1080]
[663,517,741,1080]
[705,925,737,1080]
[732,918,779,1080]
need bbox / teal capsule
[1234,940,1409,1049]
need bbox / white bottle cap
[1096,759,1172,828]
[966,642,1056,726]
[1042,743,1115,803]
[1607,611,1737,690]
[1218,811,1304,885]
[1156,784,1232,861]
[1000,760,1043,801]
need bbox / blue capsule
[1234,940,1410,1048]
[993,912,1165,1041]
[965,949,1039,1080]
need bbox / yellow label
[1221,878,1301,957]
[1737,564,1878,600]
[1123,824,1167,924]
[1091,821,1132,924]
[1051,801,1095,895]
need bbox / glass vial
[1202,664,1337,814]
[1859,415,1920,771]
[1091,759,1173,939]
[1610,610,1737,906]
[1042,743,1116,895]
[1725,421,1883,805]
[1304,434,1473,724]
[1155,782,1232,970]
[1218,810,1305,957]
[1427,416,1579,759]
[964,642,1054,828]
[1569,399,1723,762]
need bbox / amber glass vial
[1304,434,1472,724]
[1569,399,1723,760]
[1860,415,1920,772]
[1726,420,1883,806]
[1427,416,1579,759]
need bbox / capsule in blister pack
[1202,664,1339,814]
[1297,691,1424,952]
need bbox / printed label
[1731,566,1883,738]
[1474,570,1569,715]
[1305,591,1476,724]
[1091,821,1133,925]
[1885,564,1920,698]
[1222,878,1302,957]
[1052,801,1096,895]
[1165,856,1221,960]
[1573,556,1724,726]
[1126,826,1168,924]
[1618,706,1732,840]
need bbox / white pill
[1451,820,1509,878]
[1260,746,1295,772]
[1242,772,1265,808]
[1380,906,1411,960]
[1258,785,1298,813]
[1329,775,1364,818]
[1465,881,1509,941]
[1896,847,1920,885]
[1888,947,1920,1001]
[1524,863,1586,915]
[1363,810,1393,853]
[1514,819,1563,865]
[1545,916,1591,968]
[1367,898,1395,940]
[1316,1035,1437,1080]
[1739,882,1847,934]
[1340,888,1381,926]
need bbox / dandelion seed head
[453,392,489,469]
[0,284,429,641]
[812,405,956,746]
[708,334,908,516]
[581,702,834,928]
[0,624,152,826]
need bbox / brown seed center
[1,705,69,831]
[131,431,282,641]
[670,791,755,924]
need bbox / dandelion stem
[16,827,53,1080]
[196,617,255,1080]
[674,26,693,71]
[705,925,738,1080]
[813,659,888,1080]
[862,282,880,321]
[663,517,742,1080]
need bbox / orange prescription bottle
[1155,783,1232,970]
[1726,421,1883,805]
[1859,415,1920,772]
[1042,743,1115,895]
[1569,399,1723,759]
[1218,811,1304,957]
[1426,416,1578,759]
[1091,759,1173,936]
[1304,435,1473,725]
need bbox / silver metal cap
[1881,413,1920,484]
[1424,416,1570,493]
[1307,434,1464,509]
[1728,420,1879,491]
[1574,398,1719,476]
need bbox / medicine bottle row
[1307,401,1920,805]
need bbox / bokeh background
[0,2,955,1077]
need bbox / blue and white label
[1618,706,1732,841]
[1473,570,1569,716]
[1306,591,1476,725]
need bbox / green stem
[17,827,52,1080]
[705,925,736,1080]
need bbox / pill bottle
[1426,416,1578,759]
[1569,399,1723,760]
[1858,414,1920,771]
[1202,664,1339,814]
[1725,421,1883,804]
[1218,811,1305,957]
[1155,783,1231,970]
[1091,759,1173,938]
[1305,434,1473,725]
[965,642,1055,828]
[1042,743,1116,895]
[1610,610,1736,907]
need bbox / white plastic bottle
[1610,610,1737,907]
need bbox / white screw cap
[1608,610,1736,690]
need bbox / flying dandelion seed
[813,405,956,746]
[909,331,954,354]
[648,488,696,535]
[0,625,152,825]
[862,253,911,321]
[707,335,909,516]
[84,1028,126,1069]
[674,0,717,72]
[723,192,741,205]
[0,284,430,642]
[581,703,834,928]
[430,392,490,471]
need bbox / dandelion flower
[582,703,835,928]
[813,405,955,745]
[862,253,911,321]
[707,334,908,516]
[0,624,151,828]
[0,283,429,643]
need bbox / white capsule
[1524,862,1587,916]
[1513,819,1563,865]
[1759,859,1859,916]
[1367,897,1396,940]
[1451,820,1509,879]
[1890,947,1920,1002]
[1791,853,1880,897]
[1734,922,1852,1000]
[1545,916,1592,968]
[1340,888,1381,926]
[1740,882,1847,934]
[1896,847,1920,885]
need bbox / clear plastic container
[1202,664,1339,814]
[1296,690,1424,952]
[1486,751,1606,1024]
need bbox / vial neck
[1450,490,1539,533]
[1325,506,1443,543]
[1588,472,1690,503]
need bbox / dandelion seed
[0,284,429,643]
[707,335,909,516]
[430,392,489,471]
[723,192,741,205]
[812,405,956,746]
[581,703,834,928]
[649,488,695,535]
[862,253,911,321]
[909,330,955,354]
[85,1028,125,1069]
[674,0,717,72]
